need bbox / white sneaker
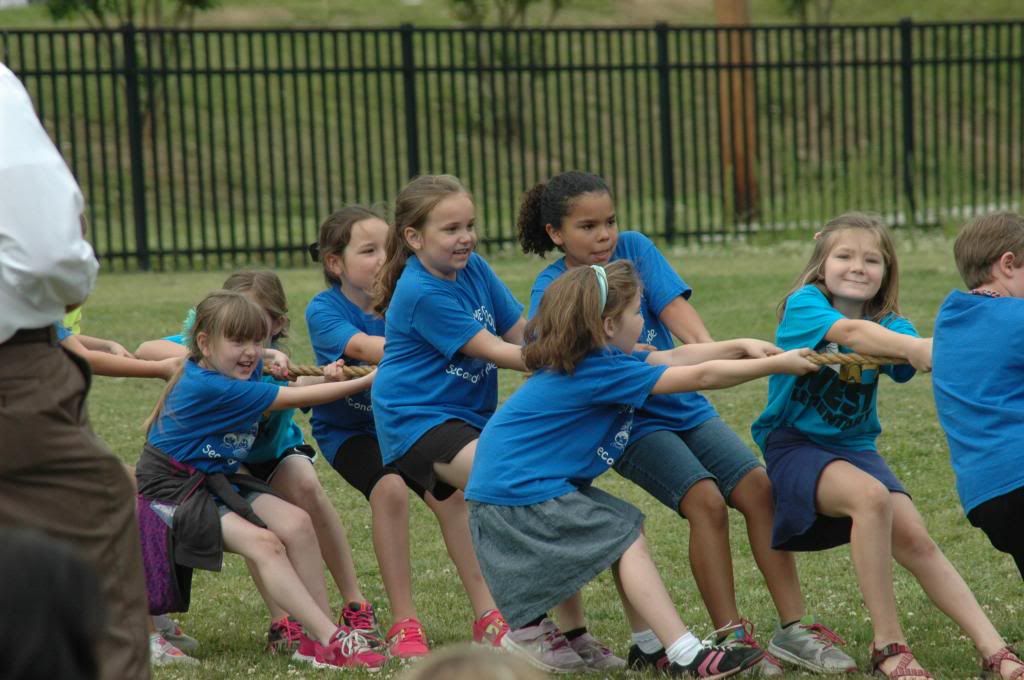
[149,633,199,666]
[500,618,586,674]
[153,614,199,654]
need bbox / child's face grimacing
[197,333,263,380]
[333,217,388,292]
[405,192,477,280]
[546,191,618,268]
[822,229,885,313]
[605,292,645,353]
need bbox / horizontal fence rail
[2,20,1022,270]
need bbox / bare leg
[729,469,805,623]
[889,494,1015,668]
[270,456,364,604]
[816,461,922,677]
[614,533,689,647]
[432,440,476,491]
[678,479,740,628]
[367,473,419,622]
[426,489,497,617]
[221,510,335,644]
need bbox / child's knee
[894,523,939,565]
[275,506,316,544]
[370,474,410,515]
[249,529,288,561]
[851,481,893,518]
[732,468,774,514]
[680,480,728,527]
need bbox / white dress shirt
[0,63,98,343]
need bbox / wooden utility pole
[714,0,760,221]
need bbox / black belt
[2,326,57,346]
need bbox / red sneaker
[386,617,430,661]
[266,616,303,654]
[314,625,389,671]
[472,608,510,647]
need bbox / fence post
[122,22,150,270]
[898,17,917,224]
[655,22,676,243]
[400,24,420,179]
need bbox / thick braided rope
[806,352,905,366]
[263,364,376,379]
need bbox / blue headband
[591,264,608,311]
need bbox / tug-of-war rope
[266,352,905,380]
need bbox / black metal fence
[2,20,1023,270]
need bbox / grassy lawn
[77,231,1022,679]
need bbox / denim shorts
[614,416,762,515]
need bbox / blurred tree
[46,0,216,29]
[449,0,567,26]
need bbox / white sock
[631,629,663,654]
[666,632,702,666]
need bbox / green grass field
[76,231,1021,679]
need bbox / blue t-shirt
[372,253,524,465]
[147,359,280,474]
[55,322,72,341]
[529,231,717,438]
[751,285,917,453]
[933,290,1024,513]
[306,286,385,463]
[466,348,668,506]
[164,329,302,465]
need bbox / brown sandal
[870,643,934,679]
[982,646,1024,680]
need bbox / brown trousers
[0,333,151,680]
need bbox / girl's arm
[826,319,932,372]
[659,297,714,344]
[647,338,782,366]
[500,317,527,346]
[343,333,386,364]
[651,348,817,394]
[135,339,188,361]
[62,335,181,380]
[460,329,527,371]
[268,370,376,411]
[77,334,134,357]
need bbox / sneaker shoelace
[346,607,376,631]
[802,622,846,648]
[334,628,377,658]
[274,618,303,643]
[394,620,427,646]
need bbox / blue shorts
[615,416,762,515]
[764,428,908,552]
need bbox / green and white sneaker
[767,615,857,674]
[716,620,783,676]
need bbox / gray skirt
[468,485,644,629]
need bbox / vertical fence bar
[655,22,676,242]
[122,22,150,270]
[898,18,917,223]
[400,24,420,179]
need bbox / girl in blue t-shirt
[139,289,384,671]
[466,260,817,677]
[518,170,852,674]
[136,270,377,653]
[752,213,1023,680]
[370,175,526,651]
[307,205,508,658]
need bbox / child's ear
[544,223,565,247]
[997,251,1020,277]
[195,331,211,357]
[602,315,617,339]
[324,252,344,279]
[403,226,423,251]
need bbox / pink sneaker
[266,616,303,654]
[314,625,389,671]
[292,631,318,664]
[472,608,510,647]
[386,617,430,661]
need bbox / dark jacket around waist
[135,443,278,571]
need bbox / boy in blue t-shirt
[933,211,1024,579]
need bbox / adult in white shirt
[0,63,151,680]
